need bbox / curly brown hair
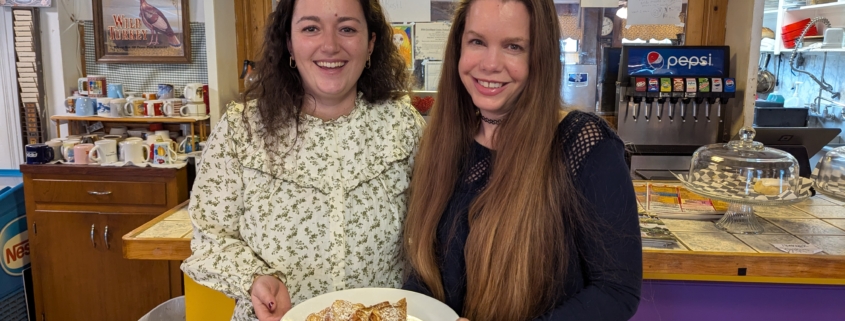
[244,0,411,147]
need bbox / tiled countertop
[124,185,845,285]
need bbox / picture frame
[0,0,52,7]
[391,24,415,70]
[92,0,191,64]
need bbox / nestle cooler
[0,169,28,321]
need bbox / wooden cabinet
[21,165,188,321]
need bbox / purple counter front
[631,280,845,321]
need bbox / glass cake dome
[813,146,845,201]
[680,127,809,234]
[688,127,801,199]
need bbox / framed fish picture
[92,0,191,63]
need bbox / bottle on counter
[784,81,803,108]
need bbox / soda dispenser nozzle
[668,97,678,121]
[705,97,717,122]
[656,97,667,121]
[632,97,642,121]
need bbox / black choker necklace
[480,114,503,125]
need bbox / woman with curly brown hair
[181,1,424,320]
[403,0,642,320]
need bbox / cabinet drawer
[32,179,167,206]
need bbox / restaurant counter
[124,182,845,321]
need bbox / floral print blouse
[181,94,425,320]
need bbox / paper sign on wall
[626,0,683,27]
[580,0,618,8]
[423,60,442,91]
[380,0,431,22]
[414,22,451,61]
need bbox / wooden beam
[235,0,273,93]
[580,8,601,65]
[686,0,728,45]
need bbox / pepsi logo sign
[647,51,664,69]
[647,51,713,70]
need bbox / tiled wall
[82,21,208,98]
[760,52,845,140]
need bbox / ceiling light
[616,7,628,19]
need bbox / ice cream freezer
[0,169,30,321]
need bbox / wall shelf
[762,0,845,55]
[792,2,845,12]
[50,115,210,141]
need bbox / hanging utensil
[757,53,776,93]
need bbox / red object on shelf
[781,18,820,48]
[411,96,434,114]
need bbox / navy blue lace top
[403,111,642,320]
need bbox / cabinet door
[29,211,107,321]
[97,214,177,321]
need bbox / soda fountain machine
[615,46,735,180]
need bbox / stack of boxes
[13,8,45,145]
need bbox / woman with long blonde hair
[403,0,642,320]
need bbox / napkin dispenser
[822,28,845,49]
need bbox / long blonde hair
[404,0,587,320]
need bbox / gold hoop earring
[366,55,371,69]
[289,57,297,69]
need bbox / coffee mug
[77,78,89,96]
[102,134,123,159]
[182,103,207,117]
[89,139,118,164]
[96,98,118,117]
[127,130,144,138]
[163,98,186,117]
[108,99,127,117]
[107,83,124,98]
[87,75,106,98]
[158,84,175,100]
[184,83,204,103]
[154,130,171,139]
[71,143,94,164]
[123,98,146,117]
[84,134,99,143]
[146,134,165,159]
[145,100,164,117]
[61,139,81,162]
[102,134,123,142]
[121,140,151,165]
[151,142,178,164]
[143,92,158,100]
[66,135,82,140]
[44,140,63,161]
[202,84,209,112]
[178,135,200,153]
[65,96,77,113]
[161,138,179,152]
[109,126,128,136]
[75,97,96,116]
[25,144,54,165]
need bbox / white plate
[282,288,459,321]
